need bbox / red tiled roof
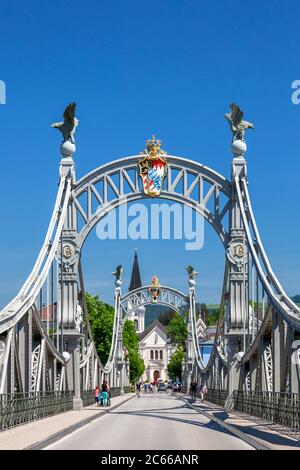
[40,303,57,321]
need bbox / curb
[175,394,271,451]
[25,394,135,450]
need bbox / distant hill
[145,305,171,326]
[144,298,300,328]
[144,303,222,327]
[291,295,300,305]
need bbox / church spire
[129,248,142,291]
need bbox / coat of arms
[149,275,161,303]
[139,136,167,197]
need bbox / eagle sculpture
[51,102,79,144]
[112,265,123,281]
[186,265,198,280]
[224,103,254,142]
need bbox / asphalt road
[46,393,253,450]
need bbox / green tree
[123,320,145,383]
[123,319,139,351]
[85,293,114,365]
[166,312,187,349]
[200,303,208,323]
[205,309,220,326]
[167,348,185,381]
[86,294,145,383]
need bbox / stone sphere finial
[60,141,76,158]
[231,139,247,158]
[62,351,71,363]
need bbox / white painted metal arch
[73,155,232,249]
[120,285,188,320]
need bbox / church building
[138,319,174,383]
[127,250,175,382]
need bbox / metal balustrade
[0,387,130,430]
[81,390,94,407]
[110,387,121,397]
[205,389,227,406]
[81,387,124,407]
[0,391,73,430]
[204,390,300,429]
[233,391,300,430]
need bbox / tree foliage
[167,348,185,381]
[166,312,187,349]
[123,320,145,383]
[200,303,208,322]
[205,308,220,326]
[85,293,114,365]
[86,293,145,383]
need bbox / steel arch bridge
[120,285,188,319]
[0,104,299,422]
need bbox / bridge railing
[202,389,300,430]
[205,389,227,407]
[0,387,131,430]
[233,390,300,430]
[81,387,124,407]
[0,391,73,430]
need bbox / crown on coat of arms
[149,275,160,303]
[139,136,168,197]
[141,135,166,158]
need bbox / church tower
[129,248,142,291]
[128,249,145,333]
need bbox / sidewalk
[179,393,300,450]
[0,393,135,450]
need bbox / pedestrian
[100,380,111,406]
[190,379,198,402]
[143,382,148,394]
[201,383,208,402]
[94,386,99,406]
[136,382,141,398]
[199,384,204,402]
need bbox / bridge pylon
[58,144,83,410]
[226,139,249,396]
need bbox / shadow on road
[109,406,238,439]
[198,408,300,449]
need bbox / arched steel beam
[120,285,188,321]
[73,155,232,250]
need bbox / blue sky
[0,0,300,307]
